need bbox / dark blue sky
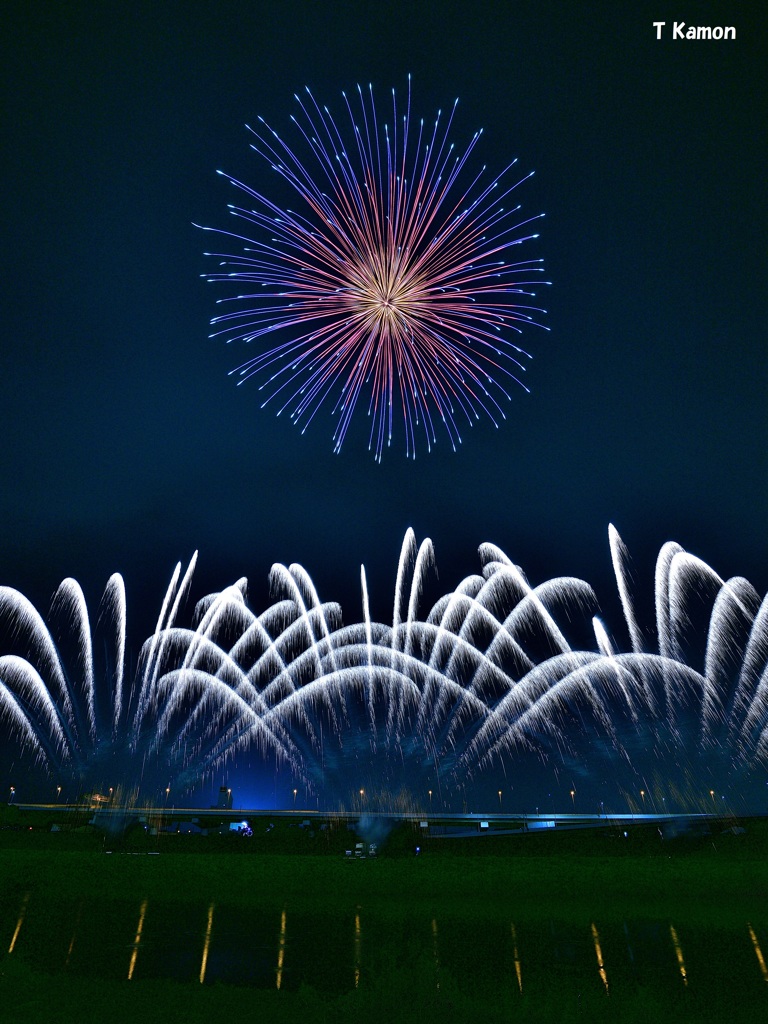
[1,2,765,679]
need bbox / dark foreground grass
[1,816,767,1022]
[2,955,766,1024]
[1,819,766,924]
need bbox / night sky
[1,2,766,807]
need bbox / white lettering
[668,21,736,40]
[653,21,665,39]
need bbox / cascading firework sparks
[0,528,766,810]
[0,554,294,797]
[198,78,550,459]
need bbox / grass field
[1,809,767,1022]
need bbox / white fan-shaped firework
[1,528,766,809]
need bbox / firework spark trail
[199,78,549,459]
[0,588,74,722]
[134,553,198,731]
[0,558,297,793]
[155,553,759,790]
[51,579,96,743]
[100,574,126,736]
[1,528,768,807]
[0,660,64,760]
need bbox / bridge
[14,802,731,835]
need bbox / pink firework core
[199,78,550,459]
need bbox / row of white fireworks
[0,526,766,806]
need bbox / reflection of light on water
[354,907,362,988]
[510,922,522,993]
[591,922,609,994]
[8,893,29,954]
[276,908,287,990]
[431,918,440,990]
[65,903,82,968]
[748,923,768,982]
[199,902,214,984]
[669,924,688,986]
[127,899,148,981]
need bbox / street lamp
[56,785,62,802]
[640,789,645,810]
[8,786,15,804]
[498,789,502,810]
[570,789,575,810]
[428,789,432,811]
[293,788,297,807]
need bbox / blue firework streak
[199,78,550,459]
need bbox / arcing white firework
[1,529,766,809]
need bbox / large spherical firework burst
[199,78,549,459]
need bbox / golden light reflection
[276,908,287,990]
[199,902,215,984]
[127,899,148,980]
[511,922,522,993]
[591,922,609,994]
[8,893,29,954]
[431,917,440,990]
[354,907,362,988]
[748,923,768,982]
[65,903,83,969]
[669,924,688,986]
